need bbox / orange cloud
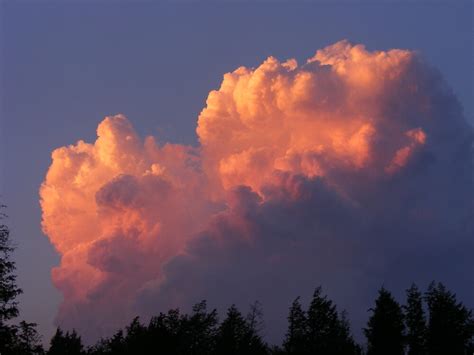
[40,114,212,334]
[197,40,427,195]
[40,40,473,342]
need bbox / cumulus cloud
[40,40,473,342]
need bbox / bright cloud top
[40,40,473,342]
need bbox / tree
[0,208,22,323]
[283,297,308,354]
[180,300,219,355]
[306,287,360,355]
[14,321,44,355]
[425,282,474,355]
[0,208,21,352]
[147,308,184,354]
[87,329,126,355]
[48,328,84,355]
[246,301,264,337]
[338,311,362,355]
[404,284,427,355]
[214,304,267,355]
[364,287,405,355]
[122,317,148,354]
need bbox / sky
[1,0,473,346]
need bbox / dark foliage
[282,288,361,355]
[0,207,44,355]
[86,302,266,355]
[0,208,22,324]
[425,282,474,355]
[283,297,307,354]
[214,303,268,355]
[364,287,405,355]
[405,284,427,355]
[55,283,474,355]
[48,328,84,355]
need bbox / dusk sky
[1,0,473,346]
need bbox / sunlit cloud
[40,40,473,342]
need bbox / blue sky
[1,0,472,344]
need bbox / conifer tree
[0,207,44,355]
[307,287,341,353]
[364,287,405,355]
[338,311,362,355]
[283,297,308,354]
[0,208,23,354]
[304,287,361,354]
[123,317,147,354]
[15,321,44,355]
[425,282,474,355]
[48,328,84,355]
[247,301,264,337]
[214,304,267,355]
[245,301,268,355]
[181,300,219,355]
[404,284,427,355]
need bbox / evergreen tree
[338,311,362,355]
[245,301,267,354]
[214,304,267,355]
[48,328,84,355]
[0,209,22,323]
[147,308,184,354]
[14,321,44,355]
[247,301,264,337]
[425,282,474,355]
[404,284,427,355]
[180,300,219,355]
[307,286,339,353]
[123,317,147,354]
[87,329,126,355]
[0,207,44,355]
[105,329,126,355]
[283,297,308,354]
[59,283,474,355]
[364,287,405,355]
[0,208,23,354]
[306,287,360,355]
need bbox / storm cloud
[40,40,473,343]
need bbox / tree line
[1,208,473,354]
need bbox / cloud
[40,40,473,343]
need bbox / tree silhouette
[48,328,84,355]
[306,286,360,355]
[425,281,474,355]
[13,321,44,355]
[88,329,126,355]
[0,208,23,354]
[404,284,427,355]
[148,308,184,354]
[0,208,22,323]
[123,317,148,354]
[338,311,362,355]
[180,300,219,355]
[246,301,265,337]
[88,302,220,355]
[214,304,267,355]
[65,282,474,355]
[283,297,308,354]
[0,206,44,355]
[364,287,405,355]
